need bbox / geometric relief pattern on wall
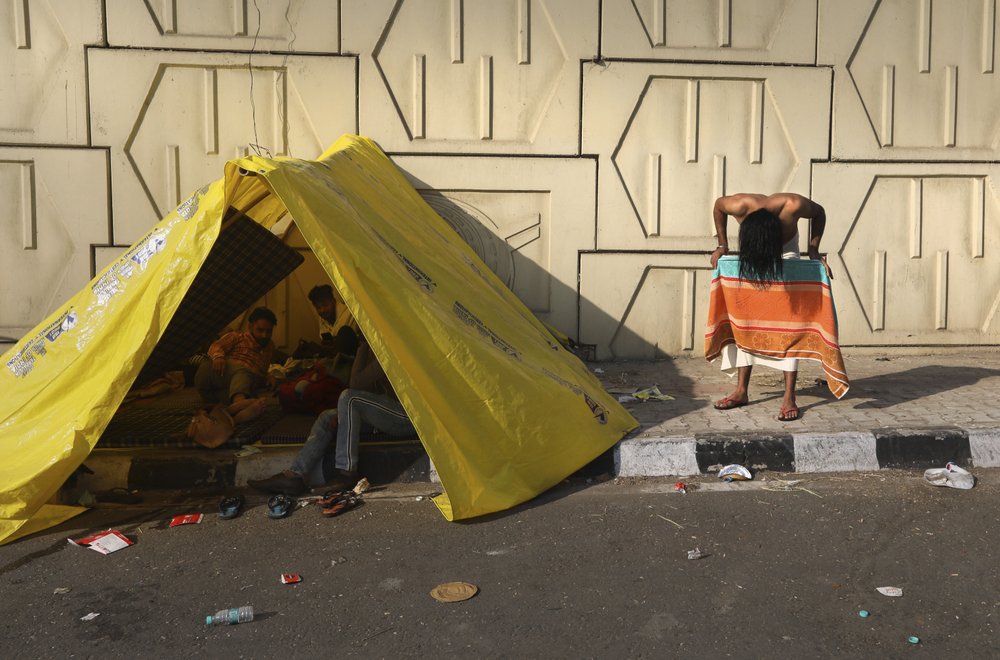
[831,0,1000,159]
[89,49,357,243]
[580,253,713,359]
[106,0,341,52]
[358,0,598,154]
[614,77,796,240]
[850,0,1000,150]
[602,0,817,63]
[420,191,550,312]
[391,155,596,335]
[0,148,110,335]
[843,175,1000,337]
[814,163,1000,346]
[0,0,102,144]
[583,61,830,251]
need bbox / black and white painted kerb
[614,427,1000,476]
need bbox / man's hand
[710,246,729,268]
[212,357,226,377]
[808,248,833,279]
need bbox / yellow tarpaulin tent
[0,135,638,544]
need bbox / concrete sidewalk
[611,351,1000,476]
[77,351,1000,494]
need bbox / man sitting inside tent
[195,306,277,404]
[310,284,359,354]
[249,332,414,495]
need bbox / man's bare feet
[714,394,749,410]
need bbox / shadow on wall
[405,180,703,431]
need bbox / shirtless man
[710,193,829,422]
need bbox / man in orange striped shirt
[195,307,277,404]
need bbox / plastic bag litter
[632,385,673,401]
[717,465,752,482]
[924,463,975,490]
[876,586,903,597]
[686,548,707,560]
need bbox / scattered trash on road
[330,556,347,568]
[718,465,753,482]
[924,463,975,490]
[53,587,71,595]
[686,548,707,560]
[632,385,673,401]
[280,573,302,585]
[205,605,254,626]
[415,495,425,501]
[169,514,204,527]
[656,514,683,529]
[674,482,687,494]
[876,586,903,597]
[352,477,371,495]
[858,610,870,618]
[593,367,605,375]
[430,582,479,603]
[68,530,133,555]
[907,636,921,645]
[80,612,100,622]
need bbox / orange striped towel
[705,256,849,398]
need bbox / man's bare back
[710,192,828,273]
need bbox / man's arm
[207,332,239,376]
[803,200,826,259]
[710,195,751,267]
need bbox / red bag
[277,364,346,414]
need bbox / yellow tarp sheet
[0,135,637,543]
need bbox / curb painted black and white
[615,427,1000,476]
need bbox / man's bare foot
[714,394,749,410]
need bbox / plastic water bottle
[205,605,254,626]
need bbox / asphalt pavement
[2,470,998,658]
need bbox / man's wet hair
[308,284,335,304]
[738,209,784,288]
[248,307,277,326]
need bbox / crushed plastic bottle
[205,605,254,626]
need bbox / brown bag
[186,404,235,449]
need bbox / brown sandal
[321,493,362,518]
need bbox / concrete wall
[3,0,1000,357]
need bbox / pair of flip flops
[319,491,362,518]
[218,494,244,519]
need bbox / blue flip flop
[218,494,244,520]
[267,493,295,519]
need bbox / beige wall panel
[106,0,341,52]
[814,162,1000,345]
[583,61,830,251]
[391,155,595,336]
[823,0,1000,160]
[346,0,598,154]
[94,245,128,274]
[602,0,818,63]
[579,253,712,359]
[0,147,109,338]
[89,48,356,243]
[0,0,103,145]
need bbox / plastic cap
[205,615,213,625]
